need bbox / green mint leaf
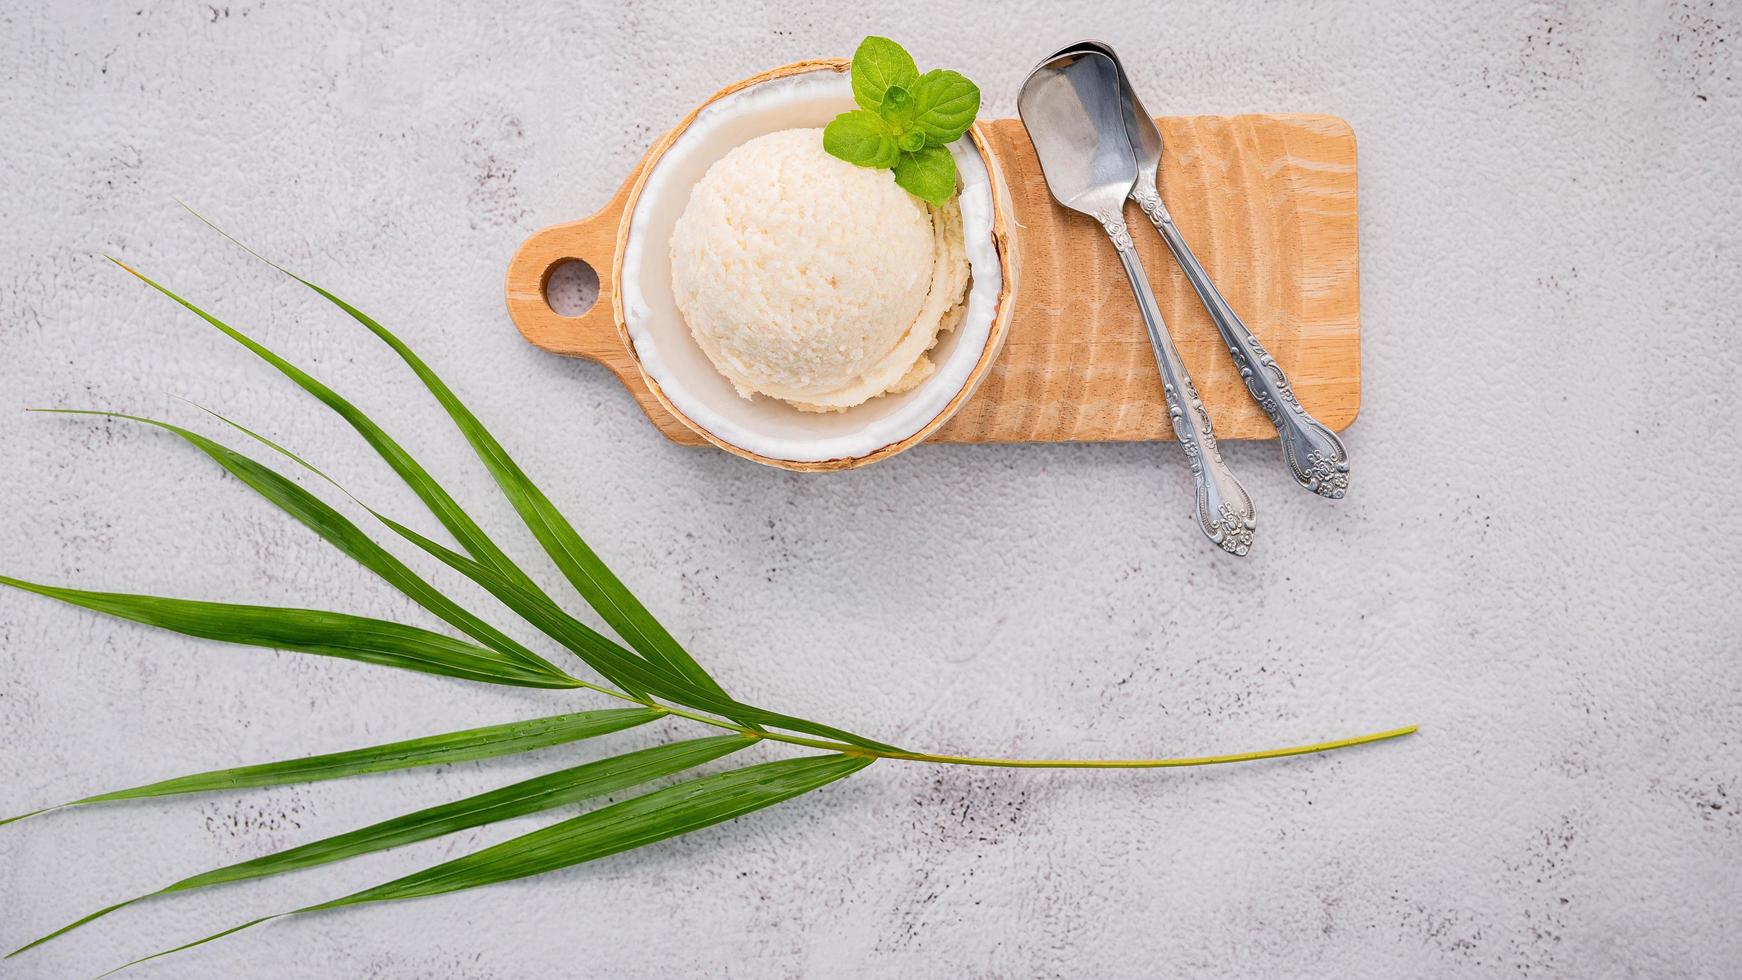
[851,36,919,112]
[893,145,958,206]
[826,36,980,200]
[911,69,981,146]
[823,110,900,169]
[878,85,919,138]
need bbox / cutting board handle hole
[543,258,599,318]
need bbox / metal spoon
[1050,40,1350,499]
[1019,50,1256,556]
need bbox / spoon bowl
[1016,51,1136,221]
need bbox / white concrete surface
[2,1,1738,977]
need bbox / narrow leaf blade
[14,735,744,956]
[369,517,900,750]
[319,753,871,907]
[108,258,548,603]
[112,755,871,970]
[191,409,902,752]
[128,241,724,708]
[306,281,731,701]
[375,513,655,697]
[2,707,658,827]
[176,735,750,893]
[39,409,562,678]
[184,405,646,699]
[0,576,578,689]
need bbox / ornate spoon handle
[1095,208,1257,556]
[1132,189,1350,499]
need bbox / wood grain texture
[506,113,1359,447]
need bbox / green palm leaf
[110,753,871,974]
[374,515,902,751]
[0,576,579,690]
[185,404,652,699]
[13,734,744,956]
[330,296,728,696]
[37,409,566,680]
[175,215,731,702]
[318,752,871,904]
[105,258,546,604]
[1,706,658,827]
[0,223,1418,978]
[119,249,726,705]
[194,406,902,753]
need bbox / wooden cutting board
[506,112,1359,445]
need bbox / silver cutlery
[1053,40,1350,498]
[1019,50,1257,556]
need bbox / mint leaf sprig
[822,37,981,206]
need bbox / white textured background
[2,1,1738,977]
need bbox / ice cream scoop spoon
[1019,50,1256,556]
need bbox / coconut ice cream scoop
[669,128,968,412]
